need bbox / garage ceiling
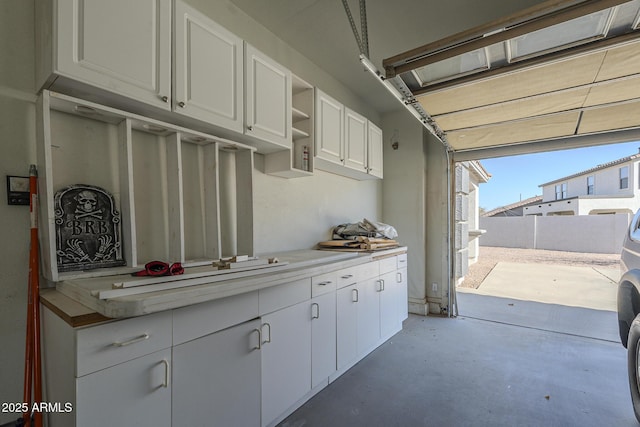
[229,0,640,157]
[383,0,640,155]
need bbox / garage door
[382,0,640,158]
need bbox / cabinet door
[261,301,312,426]
[311,292,337,388]
[380,271,400,339]
[75,349,171,427]
[245,44,292,148]
[367,121,384,178]
[357,277,381,357]
[172,319,261,427]
[344,107,368,173]
[56,0,171,109]
[315,88,344,165]
[337,284,358,370]
[397,267,409,323]
[174,1,244,132]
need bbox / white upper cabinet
[344,107,368,173]
[174,1,244,133]
[315,88,344,166]
[367,121,384,179]
[315,89,383,180]
[245,44,292,150]
[38,0,172,109]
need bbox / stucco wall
[541,160,640,202]
[480,214,631,253]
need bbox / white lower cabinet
[311,292,337,388]
[336,284,358,370]
[172,319,261,427]
[380,270,401,339]
[43,252,407,427]
[260,301,312,427]
[357,276,382,357]
[397,267,409,323]
[76,349,172,427]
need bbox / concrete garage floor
[279,264,637,427]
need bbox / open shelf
[37,90,256,282]
[264,74,314,178]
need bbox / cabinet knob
[247,125,253,131]
[178,101,186,108]
[160,95,168,103]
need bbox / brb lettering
[54,185,125,272]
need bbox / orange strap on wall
[23,164,43,427]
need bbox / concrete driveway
[458,261,620,311]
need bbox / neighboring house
[483,195,543,217]
[455,161,491,283]
[524,151,640,216]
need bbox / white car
[618,209,640,422]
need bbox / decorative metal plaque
[54,185,125,272]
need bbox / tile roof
[483,195,543,217]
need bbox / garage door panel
[578,101,640,134]
[594,41,640,82]
[583,75,640,107]
[418,52,606,115]
[435,88,589,131]
[447,112,580,150]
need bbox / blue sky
[479,141,640,211]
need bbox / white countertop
[55,247,406,319]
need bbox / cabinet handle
[341,274,353,279]
[160,95,168,103]
[112,333,149,347]
[382,279,385,291]
[252,328,262,350]
[352,289,359,302]
[377,279,384,292]
[261,323,271,344]
[397,272,402,283]
[161,359,170,388]
[318,280,332,286]
[311,303,320,319]
[178,101,185,108]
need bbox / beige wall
[0,1,37,422]
[381,110,427,313]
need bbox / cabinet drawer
[359,260,380,280]
[173,291,259,346]
[379,256,397,275]
[336,267,358,289]
[397,253,408,269]
[259,278,311,315]
[312,271,337,297]
[76,311,172,377]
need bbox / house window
[555,183,567,200]
[620,166,629,189]
[587,176,594,195]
